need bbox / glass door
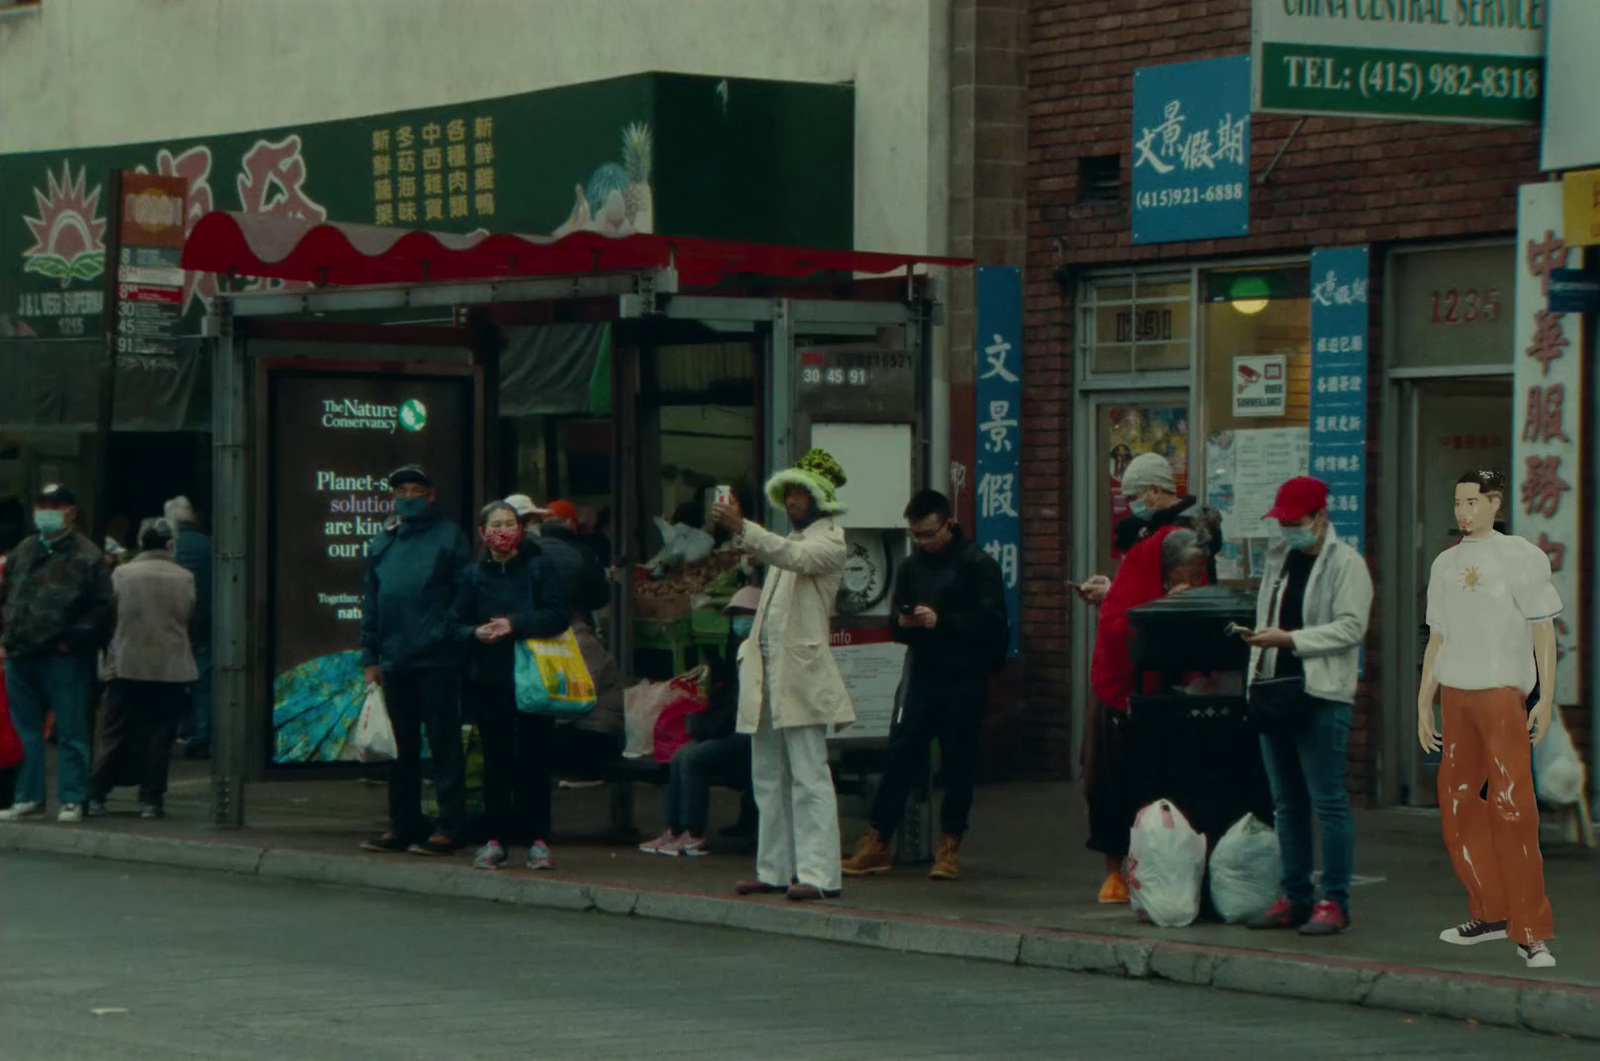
[1394,376,1513,806]
[1070,389,1192,771]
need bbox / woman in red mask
[451,501,570,872]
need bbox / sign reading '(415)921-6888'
[1252,0,1547,124]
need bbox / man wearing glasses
[841,490,1008,882]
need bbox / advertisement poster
[1130,54,1251,245]
[1512,184,1583,704]
[826,627,908,743]
[974,266,1023,655]
[269,372,473,764]
[1308,246,1371,555]
[1107,406,1189,557]
[1228,427,1310,542]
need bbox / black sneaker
[1518,942,1556,969]
[1439,918,1508,946]
[85,799,108,818]
[360,832,410,853]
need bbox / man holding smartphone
[841,490,1008,882]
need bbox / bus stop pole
[210,299,246,828]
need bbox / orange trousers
[1437,686,1553,946]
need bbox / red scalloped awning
[179,211,970,290]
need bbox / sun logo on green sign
[398,399,427,432]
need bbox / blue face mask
[33,509,66,535]
[394,496,429,521]
[1127,498,1150,520]
[730,616,754,639]
[1282,524,1319,551]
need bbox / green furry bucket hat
[765,447,848,516]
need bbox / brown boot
[929,834,962,881]
[841,830,893,876]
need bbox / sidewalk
[2,757,1596,1039]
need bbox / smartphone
[1225,622,1255,637]
[899,604,918,617]
[713,484,734,508]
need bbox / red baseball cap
[1263,476,1329,521]
[544,499,578,520]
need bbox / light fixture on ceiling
[1229,276,1271,316]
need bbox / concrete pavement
[3,852,1595,1061]
[1,758,1596,1040]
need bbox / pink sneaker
[677,834,710,857]
[638,830,679,855]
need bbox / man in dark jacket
[841,489,1008,882]
[535,499,610,624]
[358,465,474,856]
[0,484,114,823]
[164,496,214,760]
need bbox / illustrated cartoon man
[1417,468,1560,969]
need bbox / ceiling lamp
[1229,275,1271,316]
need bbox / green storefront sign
[1252,0,1546,123]
[0,73,853,340]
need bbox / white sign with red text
[1512,183,1582,705]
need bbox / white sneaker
[1518,942,1557,969]
[0,801,44,822]
[57,803,84,824]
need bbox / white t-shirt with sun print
[1426,532,1562,695]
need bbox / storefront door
[1392,376,1514,806]
[1070,390,1192,770]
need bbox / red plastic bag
[0,672,22,773]
[651,669,708,764]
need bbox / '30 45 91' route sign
[1251,0,1546,125]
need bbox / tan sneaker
[928,834,962,881]
[841,830,892,876]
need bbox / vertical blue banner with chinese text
[975,266,1023,657]
[1308,246,1370,555]
[1131,54,1251,245]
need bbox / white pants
[751,701,842,892]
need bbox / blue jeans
[1258,698,1354,915]
[666,735,751,835]
[5,653,96,806]
[188,644,213,746]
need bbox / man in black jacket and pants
[842,490,1008,882]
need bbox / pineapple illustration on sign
[554,122,654,238]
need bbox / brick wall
[1023,0,1575,805]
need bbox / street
[0,853,1588,1061]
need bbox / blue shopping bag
[513,629,597,718]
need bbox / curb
[4,827,1596,1040]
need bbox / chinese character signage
[1131,55,1251,245]
[1513,183,1582,705]
[1251,0,1545,124]
[108,171,188,368]
[975,266,1022,656]
[1,73,853,340]
[1308,246,1370,556]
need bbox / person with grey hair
[87,518,197,819]
[164,495,213,760]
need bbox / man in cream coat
[712,448,855,901]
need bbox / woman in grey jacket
[1241,477,1373,938]
[88,518,198,819]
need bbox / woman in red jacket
[1080,453,1219,903]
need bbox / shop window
[1078,272,1193,376]
[1199,266,1312,580]
[1390,244,1515,370]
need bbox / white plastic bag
[1127,799,1208,928]
[623,680,672,759]
[1207,813,1282,924]
[350,683,397,763]
[1534,706,1587,806]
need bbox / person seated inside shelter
[638,585,760,856]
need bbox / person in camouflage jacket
[0,485,113,823]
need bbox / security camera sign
[1233,354,1287,417]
